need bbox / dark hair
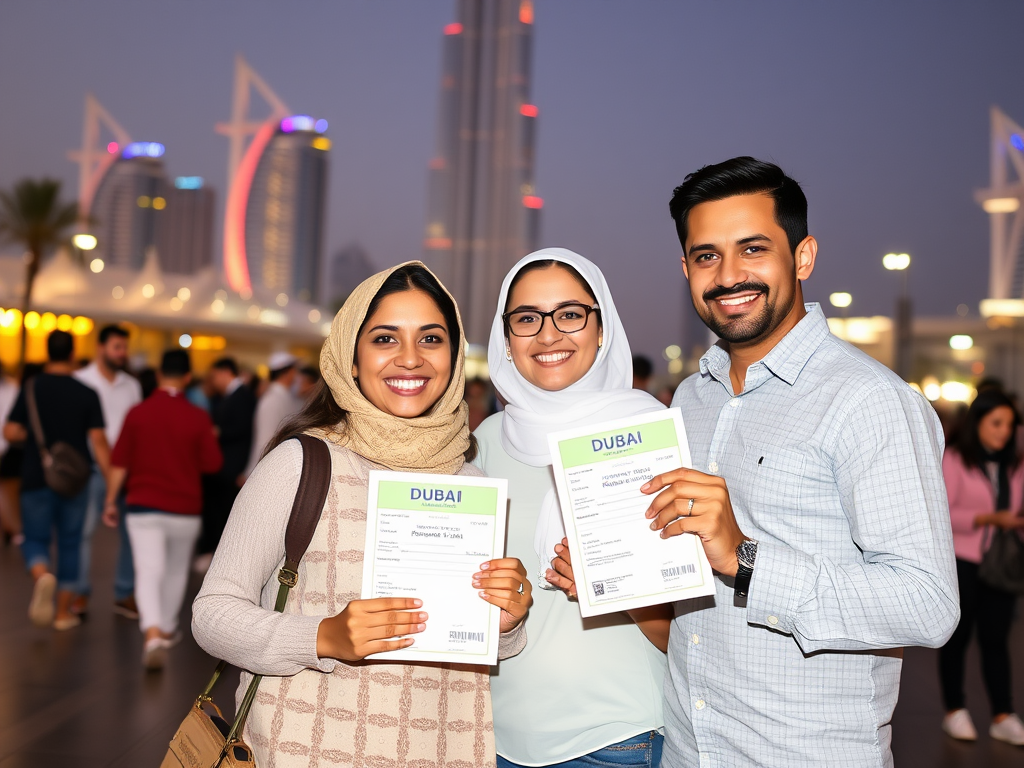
[299,365,320,381]
[269,364,295,382]
[632,354,653,380]
[264,265,476,461]
[669,156,808,255]
[952,388,1022,470]
[161,349,191,377]
[47,330,74,362]
[503,260,597,315]
[98,324,129,345]
[211,357,239,376]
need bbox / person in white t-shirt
[242,351,302,479]
[73,325,142,618]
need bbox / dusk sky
[2,1,1023,371]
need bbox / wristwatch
[734,539,758,598]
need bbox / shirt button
[729,398,740,408]
[695,699,706,710]
[708,461,719,474]
[767,616,779,625]
[691,633,700,645]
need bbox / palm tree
[0,178,79,363]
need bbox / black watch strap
[734,539,757,598]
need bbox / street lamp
[884,253,912,381]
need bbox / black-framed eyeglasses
[502,303,601,337]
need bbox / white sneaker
[142,638,168,671]
[942,709,978,741]
[990,713,1024,746]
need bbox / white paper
[361,471,508,664]
[548,409,715,618]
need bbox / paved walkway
[1,527,1022,766]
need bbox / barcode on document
[661,564,696,578]
[449,631,484,642]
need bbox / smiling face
[505,264,601,392]
[682,193,816,350]
[352,289,453,418]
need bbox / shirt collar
[226,377,244,395]
[698,303,830,388]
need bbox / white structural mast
[67,94,132,223]
[976,107,1024,300]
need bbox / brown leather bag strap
[278,434,332,586]
[23,377,51,463]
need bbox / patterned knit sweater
[193,439,525,768]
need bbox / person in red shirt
[104,349,222,669]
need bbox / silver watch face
[736,539,758,569]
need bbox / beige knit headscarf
[313,260,470,475]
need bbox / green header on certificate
[556,418,679,468]
[377,480,498,515]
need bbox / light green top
[474,413,667,766]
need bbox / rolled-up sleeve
[746,383,960,653]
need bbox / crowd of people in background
[0,324,322,670]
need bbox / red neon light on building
[424,237,453,250]
[444,22,463,35]
[520,104,538,118]
[223,118,277,293]
[519,0,534,24]
[523,196,544,209]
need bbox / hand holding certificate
[548,410,715,617]
[358,471,514,664]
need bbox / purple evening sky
[1,1,1023,371]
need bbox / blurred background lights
[882,252,911,271]
[89,258,104,273]
[169,297,183,311]
[152,196,166,210]
[1012,134,1024,151]
[23,311,39,331]
[829,292,852,308]
[312,137,331,151]
[663,344,682,361]
[141,283,155,298]
[40,313,57,332]
[177,287,191,302]
[276,293,289,307]
[174,176,203,189]
[178,334,192,348]
[982,197,1020,214]
[667,358,684,375]
[72,233,97,250]
[111,286,124,299]
[308,309,321,323]
[940,381,972,402]
[314,118,328,133]
[122,141,165,159]
[106,142,119,154]
[211,299,225,314]
[56,314,73,332]
[949,334,974,350]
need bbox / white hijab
[487,248,664,586]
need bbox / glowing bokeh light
[152,197,166,210]
[23,311,39,331]
[276,293,289,307]
[520,104,539,118]
[211,299,225,314]
[137,196,151,208]
[89,259,104,273]
[174,176,204,189]
[177,287,191,302]
[663,345,682,361]
[122,142,165,159]
[71,316,93,336]
[170,297,183,311]
[949,335,974,350]
[308,309,321,323]
[112,286,124,299]
[40,313,57,332]
[1012,134,1024,151]
[107,142,119,154]
[523,195,544,209]
[312,137,331,151]
[315,119,328,133]
[56,314,73,332]
[141,283,155,299]
[444,22,463,35]
[829,292,853,308]
[940,381,972,402]
[882,252,911,271]
[73,233,98,250]
[179,334,192,348]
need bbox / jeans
[498,732,663,768]
[20,486,89,590]
[76,469,134,600]
[938,558,1018,715]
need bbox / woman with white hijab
[474,248,671,768]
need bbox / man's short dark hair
[211,357,238,376]
[669,157,808,255]
[47,329,74,362]
[269,363,295,382]
[632,354,653,380]
[161,349,191,377]
[299,365,320,381]
[98,324,129,345]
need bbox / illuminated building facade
[424,0,540,344]
[243,117,329,304]
[155,177,216,275]
[976,107,1024,300]
[91,142,168,270]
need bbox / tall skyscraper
[242,116,330,303]
[424,0,540,345]
[327,242,375,306]
[154,177,216,275]
[91,142,168,270]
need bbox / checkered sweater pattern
[193,439,525,768]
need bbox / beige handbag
[161,435,331,768]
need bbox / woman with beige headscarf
[193,262,532,768]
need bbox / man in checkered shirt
[643,157,959,767]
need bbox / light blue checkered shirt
[664,304,959,768]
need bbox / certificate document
[361,471,508,664]
[548,409,715,618]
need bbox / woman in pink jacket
[940,388,1024,745]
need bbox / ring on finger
[687,498,695,514]
[517,582,525,594]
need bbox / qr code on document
[592,581,605,597]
